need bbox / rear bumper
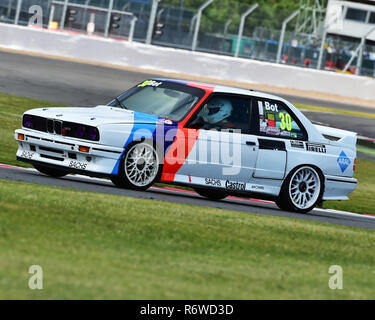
[323,175,357,201]
[15,129,123,176]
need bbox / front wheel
[194,187,228,201]
[276,166,323,213]
[34,164,68,178]
[111,141,162,191]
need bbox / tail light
[353,158,357,172]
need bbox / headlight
[22,114,47,132]
[23,114,31,128]
[88,127,98,141]
[62,121,100,141]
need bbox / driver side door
[179,94,259,185]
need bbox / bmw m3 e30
[15,79,358,213]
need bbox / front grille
[55,121,62,135]
[39,146,64,154]
[47,119,54,133]
[40,154,64,161]
[22,114,99,142]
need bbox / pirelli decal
[306,143,326,154]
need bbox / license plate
[21,150,34,159]
[68,160,87,170]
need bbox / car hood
[24,105,171,126]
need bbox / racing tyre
[194,187,228,201]
[111,141,162,191]
[34,164,68,178]
[276,165,324,214]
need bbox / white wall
[0,22,374,101]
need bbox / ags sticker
[337,151,351,173]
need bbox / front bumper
[15,129,123,176]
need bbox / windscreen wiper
[115,97,127,110]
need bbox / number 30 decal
[279,112,292,131]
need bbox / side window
[189,95,251,133]
[257,99,306,140]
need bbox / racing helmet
[201,98,233,124]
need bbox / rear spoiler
[314,125,357,150]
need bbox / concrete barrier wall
[0,22,374,101]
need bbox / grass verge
[295,103,375,120]
[0,92,67,167]
[1,179,375,299]
[1,91,375,214]
[322,158,375,214]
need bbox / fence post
[192,0,214,51]
[129,15,138,42]
[104,0,114,38]
[317,29,326,70]
[14,0,23,25]
[48,5,55,28]
[188,14,197,36]
[223,19,232,37]
[60,0,69,31]
[276,10,299,63]
[355,25,375,75]
[146,0,159,45]
[342,46,360,73]
[234,3,258,58]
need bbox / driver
[199,98,233,127]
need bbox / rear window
[257,99,307,140]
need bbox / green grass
[295,103,375,120]
[357,145,375,158]
[323,159,375,214]
[1,91,375,214]
[1,179,375,299]
[0,93,67,167]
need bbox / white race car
[15,79,358,213]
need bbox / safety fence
[0,0,375,78]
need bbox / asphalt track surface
[1,164,375,230]
[1,50,375,229]
[1,49,375,129]
[1,50,374,159]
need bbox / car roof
[151,78,323,141]
[153,78,288,103]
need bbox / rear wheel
[34,164,67,178]
[276,166,323,213]
[111,142,162,191]
[194,187,228,201]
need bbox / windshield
[108,80,206,122]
